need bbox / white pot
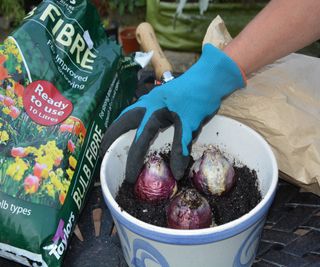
[100,115,278,267]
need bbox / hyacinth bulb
[190,147,235,196]
[134,154,177,203]
[166,189,212,229]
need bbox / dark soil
[115,153,262,228]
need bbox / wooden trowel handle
[136,22,173,81]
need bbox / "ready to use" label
[23,80,73,126]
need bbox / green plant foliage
[109,0,146,15]
[0,0,25,26]
[176,0,212,16]
[147,0,266,51]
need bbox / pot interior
[101,115,278,233]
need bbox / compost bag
[0,1,137,266]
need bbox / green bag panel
[146,0,265,52]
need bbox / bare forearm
[224,0,320,75]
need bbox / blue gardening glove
[100,44,245,183]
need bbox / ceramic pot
[100,115,278,267]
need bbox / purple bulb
[166,189,213,229]
[134,154,177,203]
[190,147,235,196]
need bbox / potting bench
[64,178,320,267]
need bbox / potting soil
[116,153,262,228]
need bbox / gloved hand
[100,44,246,183]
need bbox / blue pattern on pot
[114,218,131,260]
[115,218,169,267]
[233,218,266,267]
[131,239,169,267]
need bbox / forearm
[224,0,320,75]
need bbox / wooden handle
[136,22,173,81]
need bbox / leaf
[119,2,125,15]
[135,0,146,7]
[128,0,134,13]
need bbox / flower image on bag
[0,28,88,208]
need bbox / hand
[100,44,245,183]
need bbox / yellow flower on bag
[17,97,23,108]
[50,173,64,191]
[63,179,70,189]
[5,39,22,64]
[0,130,9,143]
[5,87,15,99]
[56,168,63,177]
[69,156,77,170]
[66,168,74,180]
[2,106,10,115]
[16,65,22,73]
[36,125,44,133]
[45,184,55,198]
[6,157,28,181]
[25,146,37,154]
[35,141,63,172]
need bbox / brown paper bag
[219,54,320,195]
[203,16,320,195]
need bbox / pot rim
[100,115,278,244]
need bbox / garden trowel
[136,22,174,84]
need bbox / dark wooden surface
[65,179,320,267]
[1,179,320,267]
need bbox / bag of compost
[0,0,137,266]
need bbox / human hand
[100,44,245,183]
